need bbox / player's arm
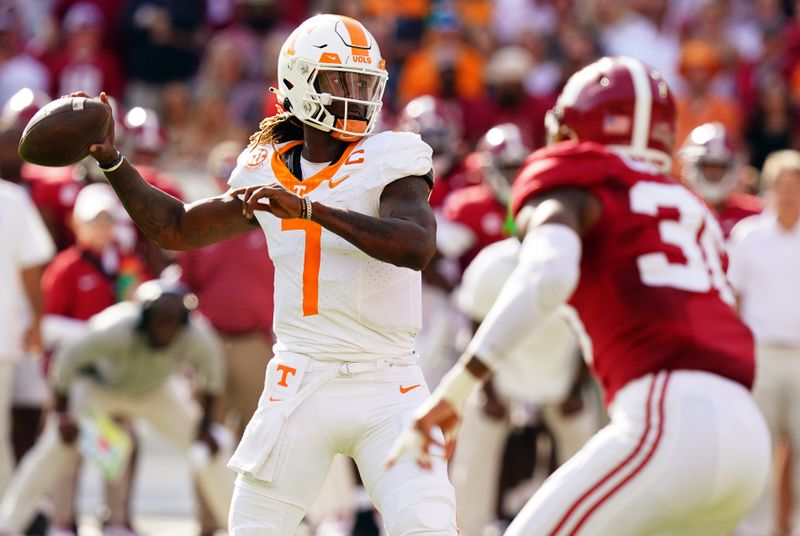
[83,93,255,251]
[20,265,45,354]
[386,187,601,467]
[314,176,436,270]
[238,175,436,270]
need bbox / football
[17,96,112,167]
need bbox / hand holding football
[18,92,116,167]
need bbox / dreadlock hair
[248,110,305,149]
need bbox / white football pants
[451,391,597,535]
[228,361,458,535]
[0,377,234,533]
[505,370,770,536]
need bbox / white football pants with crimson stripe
[505,370,771,536]
[228,361,458,535]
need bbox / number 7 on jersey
[281,219,321,316]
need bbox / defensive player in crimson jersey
[439,124,530,269]
[678,122,762,238]
[389,56,770,535]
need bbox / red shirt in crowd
[180,230,275,337]
[25,165,81,251]
[43,246,145,320]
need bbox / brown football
[18,96,112,167]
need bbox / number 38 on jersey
[630,182,735,306]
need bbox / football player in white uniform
[75,13,457,536]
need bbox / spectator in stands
[0,6,49,107]
[748,75,799,171]
[195,32,265,128]
[120,0,206,111]
[675,40,742,151]
[45,1,124,99]
[462,46,552,148]
[596,0,681,89]
[397,9,485,104]
[179,140,275,536]
[729,149,800,536]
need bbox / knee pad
[382,478,458,535]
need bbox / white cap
[485,46,534,85]
[63,1,103,32]
[72,183,120,222]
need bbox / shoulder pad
[511,141,623,216]
[364,131,433,186]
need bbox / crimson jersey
[25,165,81,250]
[511,141,754,404]
[715,192,762,238]
[442,183,507,268]
[43,246,146,320]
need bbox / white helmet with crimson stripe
[276,14,388,141]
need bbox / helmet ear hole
[282,98,293,112]
[283,79,294,90]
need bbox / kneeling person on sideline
[0,280,232,534]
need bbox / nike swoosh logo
[329,175,349,188]
[399,384,421,394]
[268,396,283,402]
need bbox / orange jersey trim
[270,140,361,196]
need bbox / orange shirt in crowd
[397,44,485,104]
[675,96,742,150]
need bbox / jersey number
[629,182,735,305]
[281,219,321,316]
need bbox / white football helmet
[276,14,388,141]
[679,122,739,204]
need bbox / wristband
[429,361,483,413]
[302,197,313,220]
[98,151,124,172]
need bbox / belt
[284,354,418,418]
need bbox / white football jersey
[228,131,432,361]
[456,238,588,404]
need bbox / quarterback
[389,56,770,535]
[80,14,457,535]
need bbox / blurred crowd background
[2,0,800,180]
[2,0,800,535]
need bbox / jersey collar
[270,140,362,196]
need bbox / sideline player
[678,122,761,237]
[75,13,457,535]
[389,56,770,535]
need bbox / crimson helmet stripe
[617,56,652,152]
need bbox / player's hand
[65,91,117,165]
[233,185,303,220]
[23,320,43,356]
[385,398,460,471]
[196,427,220,457]
[57,413,79,445]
